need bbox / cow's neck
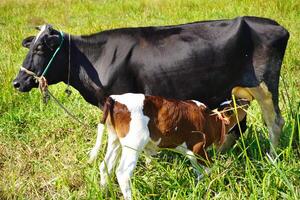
[64,34,108,109]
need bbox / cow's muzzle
[13,80,20,89]
[12,75,38,92]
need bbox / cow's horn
[35,25,42,31]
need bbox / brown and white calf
[88,93,249,199]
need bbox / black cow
[13,16,289,153]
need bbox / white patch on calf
[111,93,145,113]
[111,93,151,200]
[220,100,232,106]
[192,100,206,108]
[154,137,161,146]
[111,93,150,149]
[34,24,46,44]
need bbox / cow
[88,93,250,200]
[12,16,289,153]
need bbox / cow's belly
[141,70,234,108]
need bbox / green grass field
[0,0,299,199]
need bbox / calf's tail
[88,97,115,163]
[88,123,105,163]
[100,96,115,124]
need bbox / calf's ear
[22,36,35,48]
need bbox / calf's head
[218,99,250,130]
[13,24,67,92]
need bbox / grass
[0,0,299,199]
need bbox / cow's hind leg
[248,82,284,154]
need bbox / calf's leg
[116,147,140,200]
[177,142,210,181]
[194,146,212,181]
[116,123,150,200]
[99,124,121,187]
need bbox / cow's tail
[88,97,115,163]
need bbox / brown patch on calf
[143,96,208,148]
[106,101,131,138]
[143,96,226,166]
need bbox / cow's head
[13,24,66,92]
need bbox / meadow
[0,0,299,199]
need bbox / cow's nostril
[13,81,20,88]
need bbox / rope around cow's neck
[65,33,72,97]
[41,31,64,77]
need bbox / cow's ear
[44,35,60,50]
[22,36,35,48]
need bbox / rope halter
[20,66,49,103]
[20,30,64,103]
